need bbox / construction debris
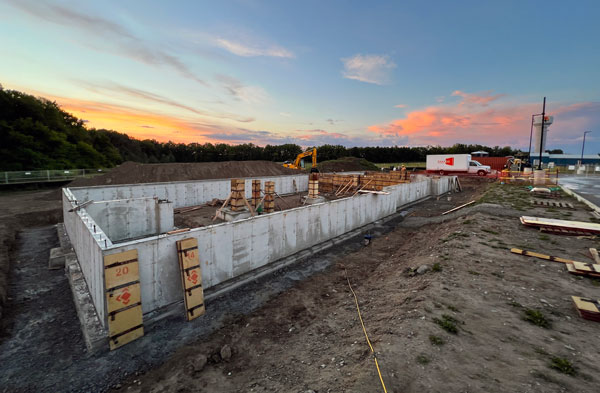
[441,200,475,216]
[531,200,574,209]
[519,216,600,235]
[510,248,577,264]
[590,248,600,264]
[572,296,600,322]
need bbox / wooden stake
[352,179,373,196]
[242,197,256,216]
[441,200,475,216]
[212,192,232,221]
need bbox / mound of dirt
[69,161,300,187]
[316,157,379,173]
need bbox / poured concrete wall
[63,174,455,328]
[69,174,308,209]
[62,189,109,323]
[86,198,174,242]
[102,178,451,322]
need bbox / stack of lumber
[572,296,600,322]
[519,216,600,235]
[319,172,410,194]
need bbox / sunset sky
[1,0,599,153]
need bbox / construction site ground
[174,192,351,229]
[2,177,600,392]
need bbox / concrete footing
[48,247,66,270]
[303,196,326,205]
[217,207,252,222]
[58,223,107,353]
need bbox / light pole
[528,113,542,164]
[581,131,591,165]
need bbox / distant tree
[545,149,564,154]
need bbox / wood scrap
[519,216,600,234]
[455,177,462,192]
[572,296,600,322]
[441,200,475,216]
[357,190,390,195]
[167,228,190,235]
[509,248,580,264]
[566,263,600,278]
[590,248,600,264]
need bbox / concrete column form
[264,181,275,213]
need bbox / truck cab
[468,160,491,176]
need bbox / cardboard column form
[308,173,319,198]
[176,238,206,321]
[230,179,246,212]
[264,181,275,213]
[252,179,261,208]
[104,249,144,350]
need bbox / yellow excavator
[283,148,317,170]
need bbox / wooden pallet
[531,200,573,209]
[566,262,600,278]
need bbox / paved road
[558,175,600,207]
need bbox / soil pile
[317,157,379,172]
[69,161,300,187]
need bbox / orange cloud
[368,96,600,149]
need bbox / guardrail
[1,168,109,185]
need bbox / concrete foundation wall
[102,178,452,321]
[63,174,455,328]
[62,189,109,323]
[86,198,174,242]
[69,174,309,209]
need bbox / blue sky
[1,0,599,154]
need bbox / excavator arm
[283,148,317,169]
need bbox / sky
[1,0,599,154]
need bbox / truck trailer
[426,154,491,176]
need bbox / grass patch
[447,305,460,313]
[433,314,460,334]
[509,300,523,308]
[549,357,576,375]
[468,270,480,276]
[523,309,551,329]
[432,263,442,272]
[462,219,473,225]
[416,354,430,365]
[429,335,445,346]
[538,234,551,241]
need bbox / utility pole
[528,113,542,164]
[581,131,591,165]
[538,97,546,170]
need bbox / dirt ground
[2,177,600,393]
[173,192,350,229]
[69,161,300,187]
[0,187,62,321]
[115,181,600,393]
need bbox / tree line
[0,86,521,171]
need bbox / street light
[581,131,591,165]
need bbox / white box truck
[426,154,491,176]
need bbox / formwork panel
[295,208,310,250]
[107,283,141,313]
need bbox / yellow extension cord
[344,268,388,393]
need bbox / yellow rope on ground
[344,268,388,393]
